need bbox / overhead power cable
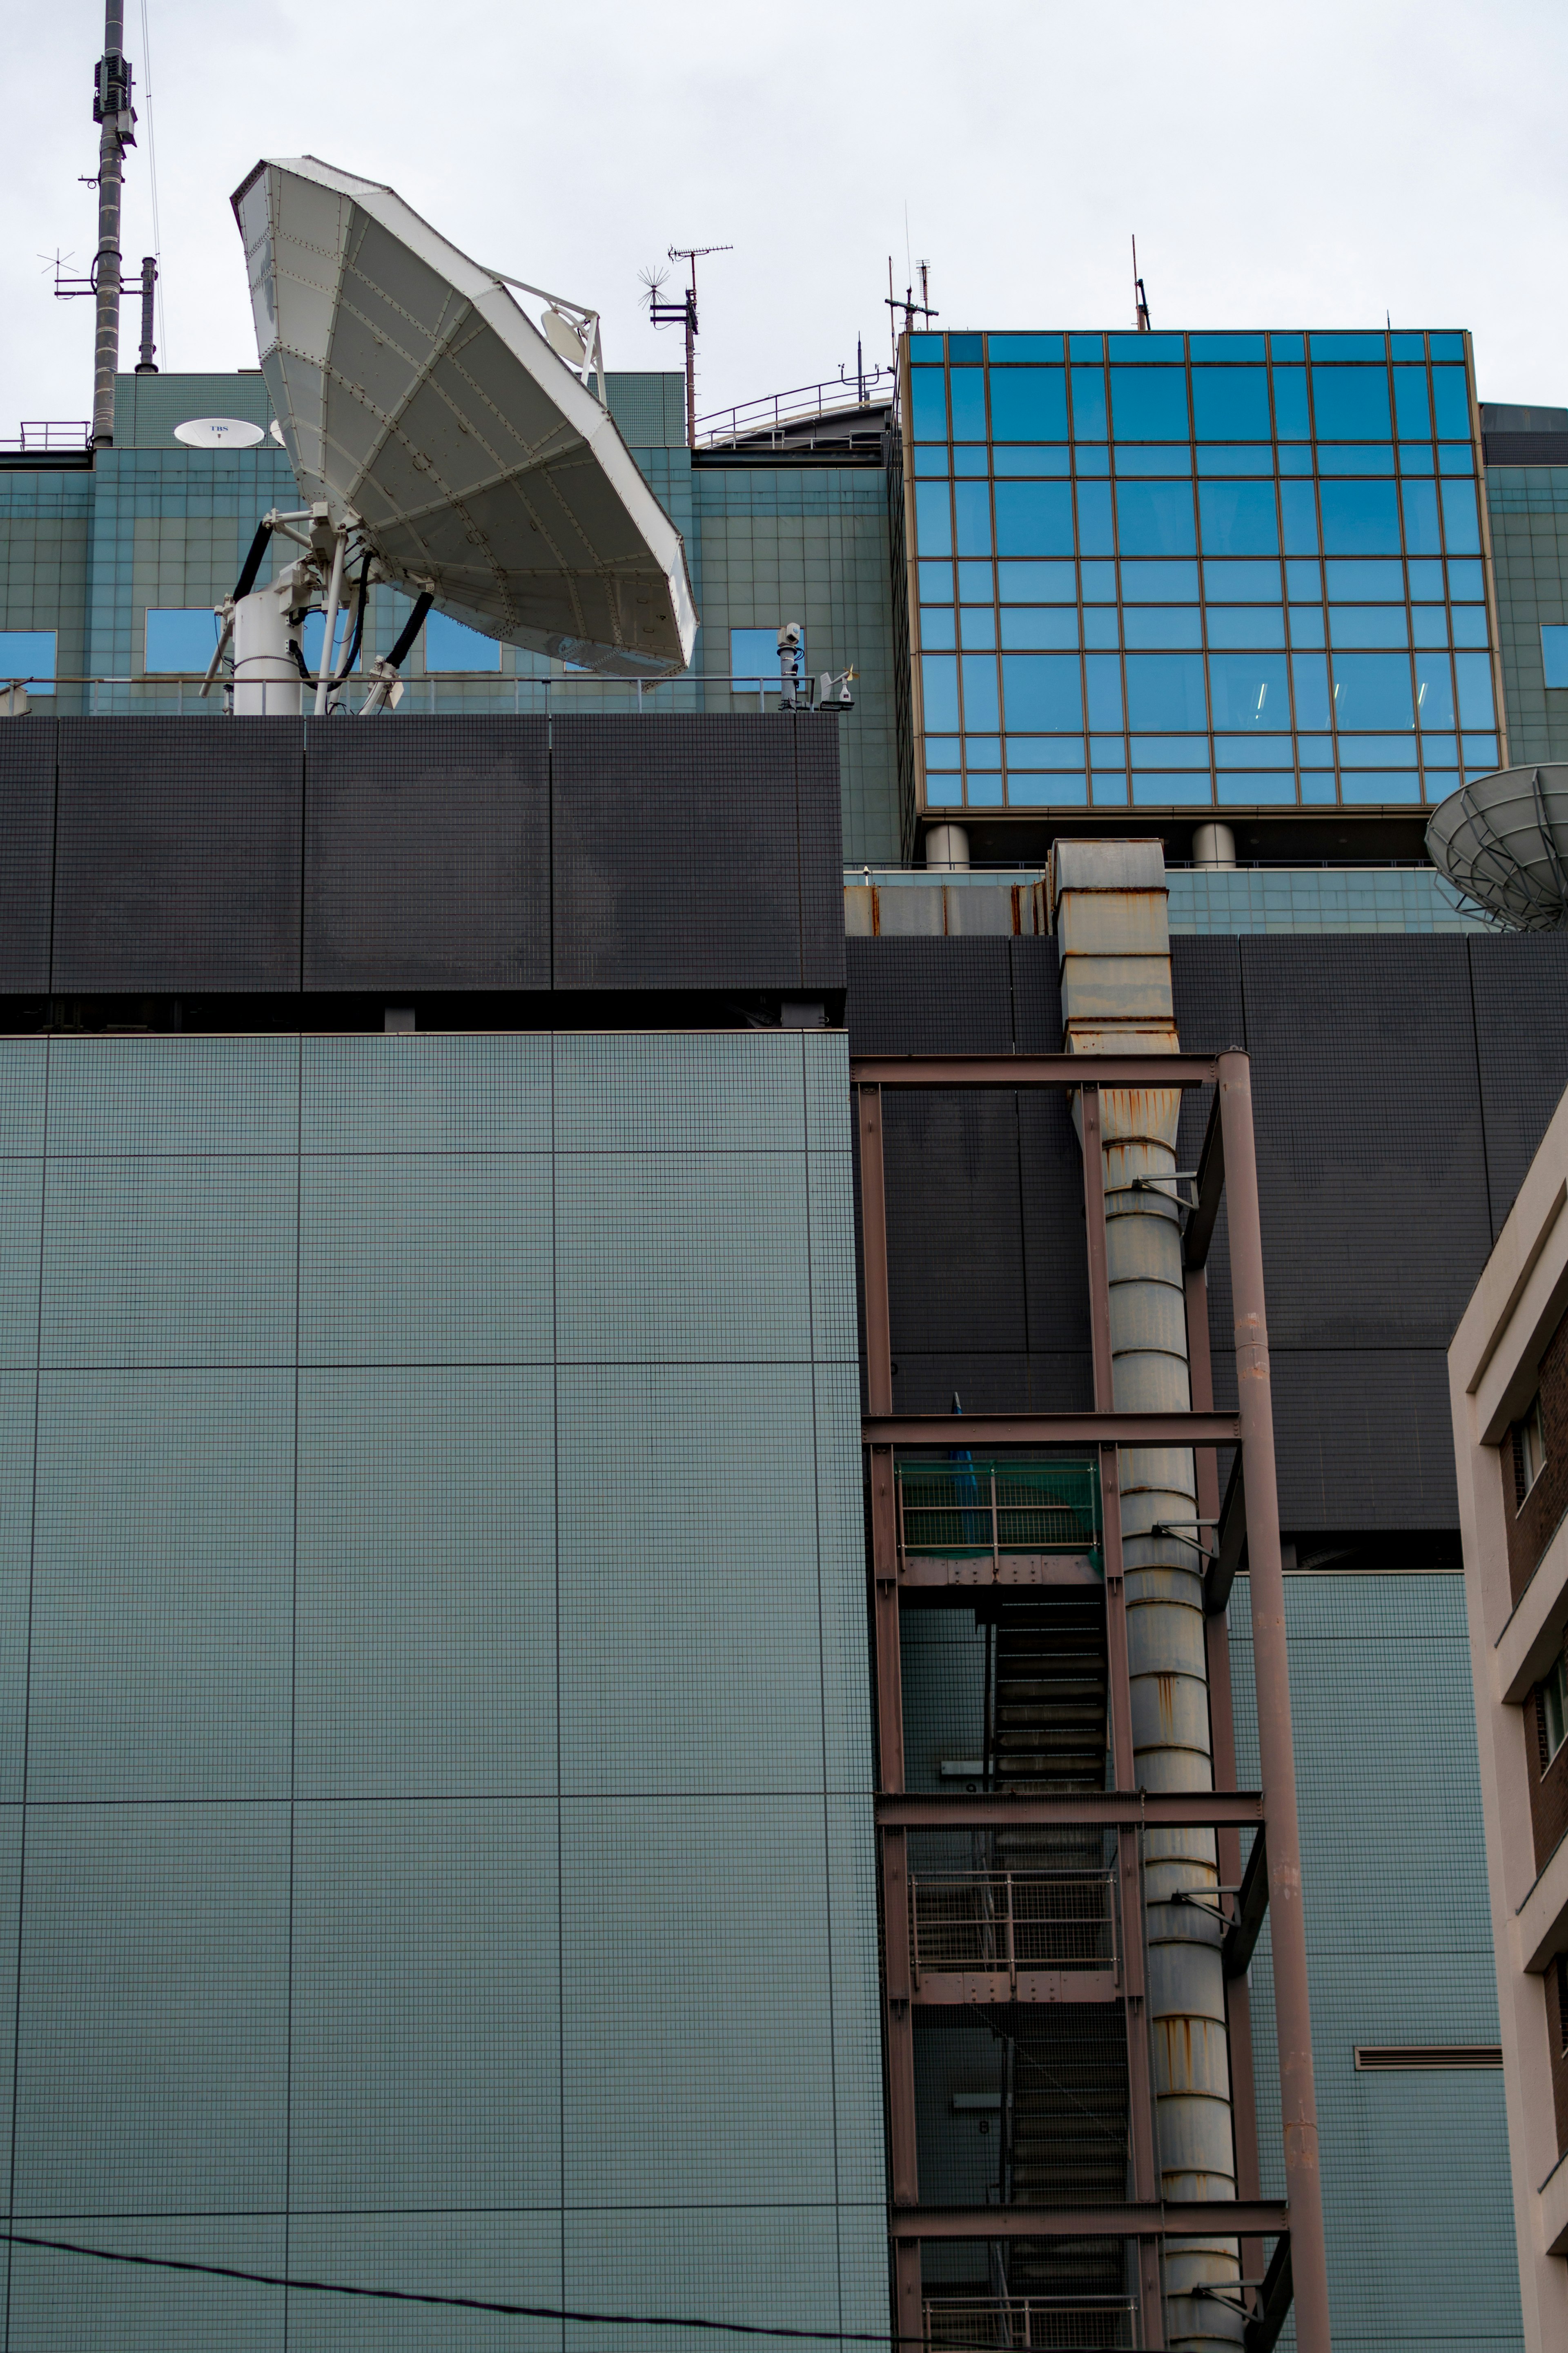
[0,2230,914,2345]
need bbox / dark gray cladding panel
[1466,934,1568,1237]
[1172,938,1245,1363]
[1270,1348,1459,1527]
[0,722,56,992]
[1010,938,1063,1050]
[883,1091,1029,1356]
[53,718,302,992]
[303,716,548,990]
[551,714,840,991]
[795,722,847,987]
[844,939,1014,1053]
[1238,937,1492,1350]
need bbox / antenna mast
[90,0,137,444]
[655,243,732,449]
[885,256,938,359]
[1131,234,1151,334]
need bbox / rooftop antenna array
[647,244,731,450]
[52,1,139,441]
[885,256,938,360]
[1132,234,1152,333]
[207,155,697,716]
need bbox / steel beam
[878,1791,1265,1829]
[1218,1050,1329,2353]
[1207,1450,1248,1617]
[912,1968,1120,2007]
[897,1551,1102,1592]
[891,2204,1289,2242]
[1224,1830,1271,1981]
[852,1055,1217,1088]
[863,1411,1242,1448]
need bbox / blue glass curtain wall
[904,329,1498,813]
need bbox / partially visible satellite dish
[1428,765,1568,931]
[230,154,697,678]
[541,308,590,369]
[175,416,267,449]
[269,419,286,445]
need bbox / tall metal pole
[1215,1051,1332,2353]
[91,0,134,447]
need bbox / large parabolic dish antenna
[1426,765,1568,930]
[231,155,697,678]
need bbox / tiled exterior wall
[1488,466,1568,764]
[1229,1571,1521,2353]
[1504,1305,1568,1608]
[0,1027,885,2349]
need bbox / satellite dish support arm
[361,589,435,717]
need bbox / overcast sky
[4,0,1566,437]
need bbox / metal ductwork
[1051,838,1243,2351]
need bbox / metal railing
[910,1869,1118,1981]
[2,671,844,718]
[695,374,893,450]
[0,421,91,454]
[895,1459,1100,1560]
[924,2297,1138,2350]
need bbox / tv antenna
[886,256,938,359]
[1131,234,1152,333]
[649,243,731,449]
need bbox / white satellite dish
[175,416,267,449]
[541,307,590,369]
[1427,765,1568,930]
[269,419,286,445]
[230,154,697,678]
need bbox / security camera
[777,622,802,651]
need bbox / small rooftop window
[1514,1393,1546,1506]
[1543,626,1568,691]
[0,630,56,693]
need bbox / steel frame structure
[856,1050,1330,2353]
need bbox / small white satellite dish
[231,154,697,678]
[541,307,590,369]
[174,416,267,449]
[269,419,286,445]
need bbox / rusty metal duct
[1426,764,1568,930]
[1051,838,1243,2351]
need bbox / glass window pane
[0,627,58,689]
[1213,558,1278,602]
[959,607,996,649]
[1218,772,1298,804]
[1450,607,1490,649]
[1340,771,1421,803]
[949,335,983,363]
[1329,606,1409,649]
[1414,652,1455,728]
[1116,445,1193,477]
[961,655,1000,728]
[988,335,1065,362]
[919,607,956,651]
[1004,735,1085,768]
[1084,607,1119,649]
[1080,561,1117,600]
[953,446,988,477]
[1431,367,1471,439]
[909,333,944,359]
[1448,559,1486,600]
[953,482,993,558]
[1069,334,1105,360]
[1319,481,1402,556]
[997,561,1077,602]
[989,368,1069,440]
[964,733,1002,768]
[1310,333,1388,360]
[1411,607,1447,649]
[1001,654,1083,730]
[1076,445,1111,476]
[1278,482,1319,556]
[1289,606,1326,649]
[914,483,952,558]
[1311,365,1392,439]
[957,562,995,602]
[1207,607,1286,650]
[1121,559,1199,600]
[1325,559,1404,599]
[1401,481,1442,558]
[1076,482,1115,558]
[1318,444,1394,476]
[1298,732,1334,766]
[1542,625,1568,689]
[1399,442,1435,475]
[910,368,949,442]
[1085,654,1123,729]
[1439,442,1475,477]
[1271,332,1306,361]
[1337,735,1418,767]
[1107,334,1185,362]
[1292,653,1332,729]
[925,735,962,768]
[728,626,802,688]
[1441,481,1482,556]
[1390,332,1426,360]
[1190,368,1272,441]
[949,368,987,439]
[1194,446,1274,477]
[993,446,1071,476]
[1392,366,1432,439]
[914,446,951,477]
[994,481,1075,557]
[1331,651,1415,728]
[1125,654,1207,730]
[1463,732,1500,769]
[144,608,222,672]
[1198,482,1280,557]
[1189,335,1267,361]
[1124,609,1203,649]
[1408,558,1444,599]
[1214,736,1294,768]
[921,655,960,730]
[1070,366,1108,439]
[1272,366,1310,439]
[1132,774,1214,805]
[1130,738,1211,769]
[1109,368,1190,439]
[1000,609,1078,650]
[1208,652,1290,727]
[1454,651,1496,728]
[1116,482,1197,556]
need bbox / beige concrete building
[1450,1082,1568,2353]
